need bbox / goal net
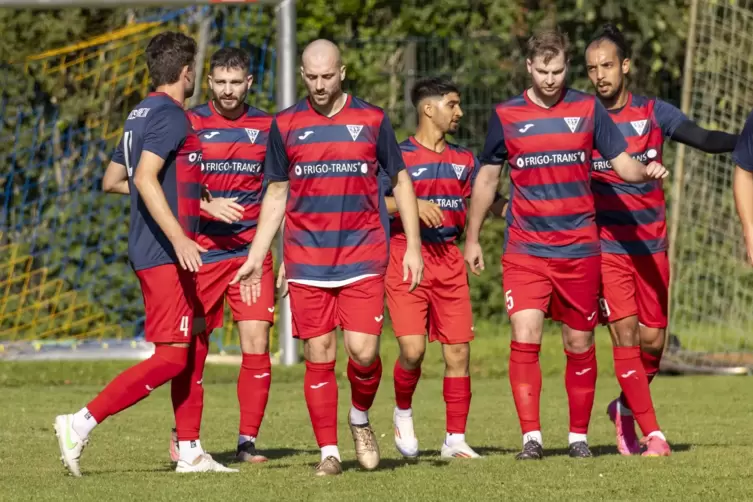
[666,0,753,375]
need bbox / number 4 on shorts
[505,289,514,311]
[179,316,189,337]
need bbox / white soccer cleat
[393,408,419,458]
[176,453,239,473]
[440,440,481,459]
[54,414,88,477]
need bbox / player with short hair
[55,31,236,475]
[385,77,504,460]
[164,46,275,466]
[585,23,738,457]
[465,27,668,460]
[231,39,423,477]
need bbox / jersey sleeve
[378,165,394,197]
[112,135,125,165]
[592,99,628,161]
[479,109,507,165]
[263,118,290,182]
[733,110,753,172]
[143,106,188,160]
[463,155,481,198]
[654,99,689,137]
[375,113,406,178]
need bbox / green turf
[1,332,752,501]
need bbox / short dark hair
[527,27,571,64]
[210,47,251,73]
[586,23,630,61]
[145,31,197,87]
[410,77,460,108]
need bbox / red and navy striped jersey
[384,137,478,245]
[592,93,687,255]
[112,92,203,271]
[733,108,753,172]
[264,95,406,283]
[187,102,272,263]
[480,88,627,258]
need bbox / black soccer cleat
[515,439,544,460]
[236,440,268,464]
[568,441,593,458]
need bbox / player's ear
[526,58,532,74]
[246,74,254,87]
[422,100,434,119]
[339,65,346,82]
[622,58,631,75]
[299,66,305,79]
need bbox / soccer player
[734,113,753,263]
[165,47,275,465]
[384,77,505,460]
[231,39,424,476]
[55,32,236,475]
[585,24,739,457]
[464,28,668,460]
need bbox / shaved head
[300,39,346,112]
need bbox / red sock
[614,346,660,435]
[347,357,382,412]
[171,332,209,441]
[509,341,542,434]
[444,376,471,434]
[237,352,272,437]
[641,350,662,384]
[87,345,188,423]
[564,345,597,434]
[304,360,338,447]
[393,360,421,409]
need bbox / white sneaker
[54,414,88,477]
[393,407,418,458]
[176,453,239,473]
[440,440,481,459]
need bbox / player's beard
[214,94,245,114]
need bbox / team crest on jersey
[631,120,647,135]
[346,124,363,141]
[451,163,465,180]
[564,117,581,133]
[245,128,260,144]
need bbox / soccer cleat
[236,441,268,464]
[440,440,481,459]
[175,453,239,473]
[515,439,544,460]
[54,414,88,477]
[314,456,343,477]
[393,408,419,458]
[169,428,179,462]
[607,398,641,455]
[568,441,593,458]
[349,418,380,470]
[641,435,671,457]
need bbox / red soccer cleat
[607,398,641,455]
[641,435,671,457]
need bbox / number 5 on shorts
[505,289,514,311]
[179,315,189,337]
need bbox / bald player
[232,39,423,476]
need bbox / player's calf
[393,335,425,459]
[562,326,597,456]
[236,320,272,463]
[440,343,479,459]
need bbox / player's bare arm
[733,167,753,264]
[133,150,207,272]
[102,161,130,195]
[201,196,245,224]
[609,153,668,182]
[384,195,443,228]
[464,163,503,275]
[390,170,424,290]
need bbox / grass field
[2,330,752,501]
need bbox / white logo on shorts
[374,315,384,322]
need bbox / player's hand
[402,245,424,292]
[645,161,669,180]
[201,184,212,202]
[417,199,444,228]
[464,240,485,276]
[203,197,245,223]
[276,262,289,298]
[171,234,207,273]
[230,255,264,305]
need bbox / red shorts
[386,243,473,344]
[599,252,669,328]
[288,275,385,340]
[502,253,600,331]
[196,252,275,331]
[136,263,200,344]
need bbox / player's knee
[303,332,337,363]
[344,331,379,366]
[443,343,470,376]
[562,327,594,353]
[510,311,544,344]
[154,343,190,378]
[400,346,425,369]
[238,320,271,354]
[611,318,640,347]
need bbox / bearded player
[465,28,668,460]
[585,23,738,457]
[231,39,423,476]
[165,47,275,466]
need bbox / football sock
[568,432,588,445]
[613,346,661,436]
[71,407,97,439]
[444,376,471,435]
[304,360,338,448]
[565,345,597,435]
[171,332,209,442]
[86,345,188,425]
[238,352,271,438]
[321,445,341,462]
[238,435,256,446]
[641,349,662,385]
[393,360,421,410]
[523,430,543,448]
[648,431,667,441]
[509,341,542,434]
[178,439,204,464]
[347,356,382,421]
[445,432,465,447]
